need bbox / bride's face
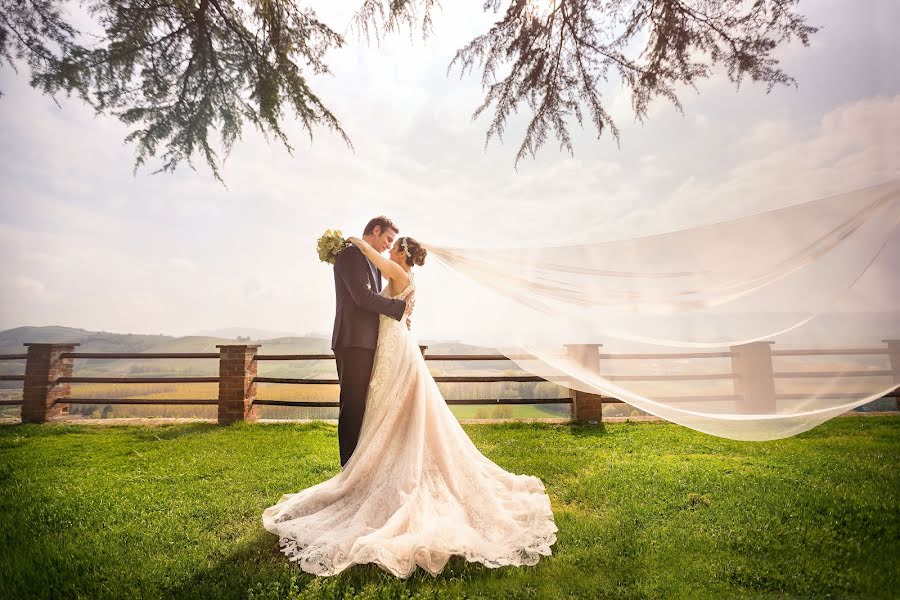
[389,241,406,266]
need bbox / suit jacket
[332,244,407,351]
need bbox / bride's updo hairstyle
[399,237,427,267]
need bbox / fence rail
[0,339,897,424]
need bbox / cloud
[638,94,900,234]
[168,257,195,270]
[10,276,46,295]
[739,119,794,147]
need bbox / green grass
[448,403,568,419]
[1,417,898,599]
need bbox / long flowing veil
[421,179,900,441]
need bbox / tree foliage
[1,0,349,183]
[0,1,818,182]
[444,0,818,164]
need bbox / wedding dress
[261,271,558,577]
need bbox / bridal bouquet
[316,229,349,265]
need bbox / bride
[261,235,558,578]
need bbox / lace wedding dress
[262,271,558,578]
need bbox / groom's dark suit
[332,244,407,467]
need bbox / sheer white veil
[421,179,900,441]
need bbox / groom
[332,215,414,467]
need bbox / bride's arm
[347,237,409,285]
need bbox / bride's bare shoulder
[389,271,412,296]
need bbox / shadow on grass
[565,423,612,438]
[126,422,223,442]
[465,420,613,439]
[0,422,96,437]
[0,421,225,440]
[162,527,506,600]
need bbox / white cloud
[11,276,46,295]
[168,257,195,270]
[739,119,794,147]
[646,94,900,232]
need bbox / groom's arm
[335,247,407,322]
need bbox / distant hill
[0,326,506,356]
[0,326,508,383]
[0,326,175,353]
[190,327,313,340]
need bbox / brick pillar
[571,389,604,422]
[730,341,776,414]
[22,342,79,423]
[564,344,603,423]
[884,340,900,411]
[217,344,260,424]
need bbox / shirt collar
[364,255,381,292]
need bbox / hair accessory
[401,238,411,257]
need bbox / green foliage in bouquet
[316,229,348,265]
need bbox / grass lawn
[0,416,897,599]
[448,403,568,419]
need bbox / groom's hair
[363,216,399,236]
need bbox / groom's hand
[403,292,415,330]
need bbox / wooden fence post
[564,343,604,423]
[21,342,79,424]
[217,344,260,424]
[729,341,776,414]
[884,340,900,411]
[419,345,428,356]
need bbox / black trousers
[334,347,376,467]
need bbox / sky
[1,0,899,343]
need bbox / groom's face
[372,226,398,253]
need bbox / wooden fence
[0,340,897,425]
